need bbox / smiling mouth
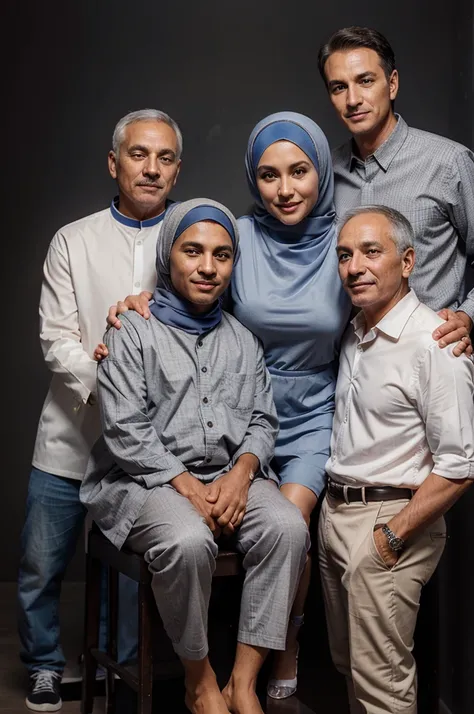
[276,202,302,211]
[193,281,218,290]
[346,111,369,120]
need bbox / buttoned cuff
[457,297,474,325]
[141,454,187,488]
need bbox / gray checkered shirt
[80,311,278,548]
[332,115,474,320]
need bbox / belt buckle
[361,486,367,506]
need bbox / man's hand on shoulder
[171,472,221,537]
[106,291,153,330]
[206,454,259,534]
[433,308,473,357]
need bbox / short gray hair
[112,109,183,159]
[339,205,414,254]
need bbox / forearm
[170,471,200,496]
[234,452,260,477]
[40,239,98,403]
[42,336,98,403]
[388,471,472,541]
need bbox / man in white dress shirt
[18,108,182,712]
[319,205,474,714]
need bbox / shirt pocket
[221,372,256,411]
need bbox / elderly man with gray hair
[319,205,474,714]
[18,108,182,712]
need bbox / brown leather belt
[327,479,413,504]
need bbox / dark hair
[318,26,396,85]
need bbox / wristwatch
[381,524,405,553]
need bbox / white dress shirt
[327,290,474,488]
[32,200,166,481]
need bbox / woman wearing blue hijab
[231,111,351,699]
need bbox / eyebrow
[179,240,234,253]
[337,239,384,252]
[257,160,312,172]
[127,144,176,158]
[328,71,376,88]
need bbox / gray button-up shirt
[332,115,474,320]
[80,311,279,548]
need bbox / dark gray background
[3,1,473,712]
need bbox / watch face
[382,525,404,552]
[391,537,404,551]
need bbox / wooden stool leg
[81,552,101,714]
[106,567,119,714]
[137,582,154,714]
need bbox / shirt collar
[349,114,409,173]
[351,289,420,342]
[110,196,172,228]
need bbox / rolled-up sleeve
[40,234,97,404]
[232,342,279,477]
[415,344,474,480]
[98,320,187,487]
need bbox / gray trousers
[126,478,309,660]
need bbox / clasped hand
[171,466,252,538]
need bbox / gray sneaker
[26,670,62,712]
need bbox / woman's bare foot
[222,678,264,714]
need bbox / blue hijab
[150,198,240,334]
[245,110,336,248]
[232,111,350,371]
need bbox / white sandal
[267,614,304,700]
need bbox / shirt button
[207,421,213,428]
[201,366,207,373]
[203,397,208,404]
[136,240,142,246]
[206,457,212,463]
[198,341,203,347]
[134,281,141,288]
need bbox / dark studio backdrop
[3,1,473,712]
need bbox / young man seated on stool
[80,198,309,714]
[318,205,474,714]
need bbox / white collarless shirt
[32,200,166,480]
[326,290,474,488]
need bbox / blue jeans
[18,468,138,673]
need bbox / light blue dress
[231,112,351,496]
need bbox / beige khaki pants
[318,493,446,714]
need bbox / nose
[144,154,160,177]
[346,82,362,109]
[347,253,366,276]
[198,252,217,277]
[278,175,294,200]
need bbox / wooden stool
[81,527,242,714]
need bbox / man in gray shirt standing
[81,198,309,714]
[318,26,474,353]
